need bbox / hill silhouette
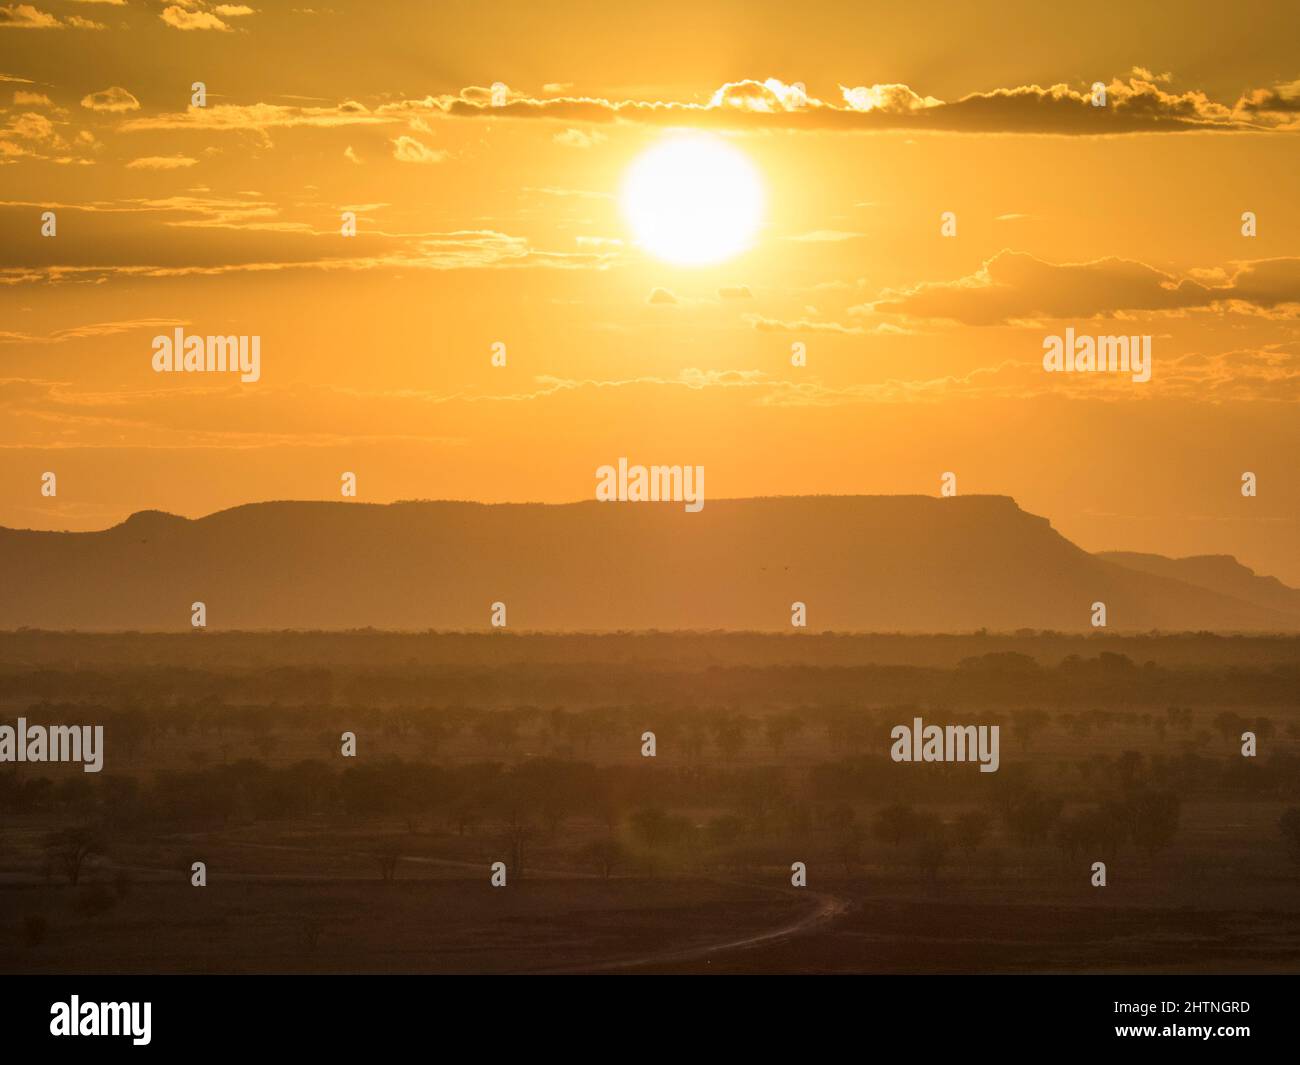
[1098,551,1300,621]
[1,495,1297,632]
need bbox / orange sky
[2,0,1298,581]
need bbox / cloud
[115,72,1277,145]
[484,368,771,403]
[552,127,605,148]
[1158,341,1300,401]
[860,251,1300,325]
[0,377,475,451]
[343,144,362,164]
[0,221,616,285]
[160,4,230,31]
[504,366,995,406]
[214,3,254,14]
[13,89,51,105]
[122,100,385,133]
[646,287,678,305]
[391,135,446,163]
[519,342,1300,406]
[8,111,54,139]
[389,73,1293,135]
[81,86,140,112]
[707,77,811,113]
[840,83,943,113]
[123,193,306,230]
[718,285,753,299]
[0,318,186,344]
[0,4,59,27]
[744,314,865,335]
[126,155,198,170]
[0,3,105,27]
[1237,79,1300,115]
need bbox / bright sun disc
[621,135,764,266]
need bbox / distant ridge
[1,496,1297,632]
[1098,551,1300,621]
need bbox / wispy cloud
[1,4,105,29]
[382,73,1296,135]
[126,154,198,170]
[859,252,1300,325]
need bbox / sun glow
[620,134,764,266]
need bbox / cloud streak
[394,74,1297,135]
[861,252,1300,325]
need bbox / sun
[620,134,764,267]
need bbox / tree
[1086,799,1132,860]
[1278,807,1300,867]
[22,914,48,950]
[449,801,481,837]
[45,826,105,886]
[712,718,747,763]
[836,822,866,876]
[578,838,627,879]
[1116,750,1146,794]
[1129,790,1180,857]
[504,819,537,880]
[375,841,401,881]
[1212,711,1248,745]
[765,713,805,756]
[1054,811,1092,861]
[872,803,918,848]
[300,917,326,955]
[954,809,992,857]
[1010,708,1051,751]
[706,814,745,849]
[629,806,688,874]
[1002,791,1062,850]
[914,834,949,884]
[737,768,786,834]
[630,806,679,851]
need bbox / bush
[22,914,48,949]
[1280,807,1300,866]
[74,883,118,919]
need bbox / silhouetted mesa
[1,496,1297,632]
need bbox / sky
[2,0,1299,582]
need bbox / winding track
[9,836,853,972]
[537,881,850,973]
